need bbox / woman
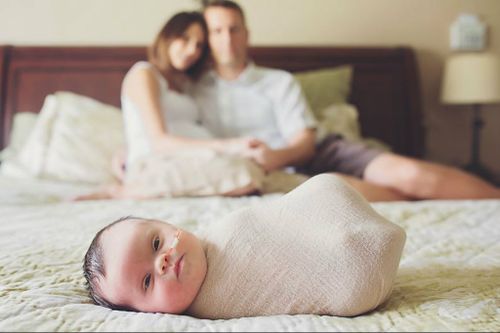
[76,12,263,200]
[122,11,257,168]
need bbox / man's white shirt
[190,63,317,149]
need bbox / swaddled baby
[83,174,406,317]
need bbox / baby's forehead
[102,218,174,245]
[103,218,145,241]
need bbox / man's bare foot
[68,184,122,201]
[70,190,114,201]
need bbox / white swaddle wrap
[188,174,406,319]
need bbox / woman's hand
[219,137,263,155]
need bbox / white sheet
[0,175,498,332]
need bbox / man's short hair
[204,0,246,23]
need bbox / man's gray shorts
[299,134,384,178]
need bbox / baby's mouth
[174,254,184,279]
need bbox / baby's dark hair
[82,215,139,311]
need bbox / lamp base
[464,163,499,186]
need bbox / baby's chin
[154,293,199,314]
[135,297,191,314]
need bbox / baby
[83,216,206,313]
[83,174,406,318]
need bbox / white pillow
[316,103,362,142]
[0,91,124,184]
[124,149,266,197]
[316,103,392,152]
[0,92,267,194]
[0,112,38,161]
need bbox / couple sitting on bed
[79,0,500,202]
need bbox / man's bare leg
[334,173,410,202]
[363,153,500,199]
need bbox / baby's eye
[152,236,160,251]
[143,273,151,291]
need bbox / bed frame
[0,45,423,156]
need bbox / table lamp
[441,52,500,181]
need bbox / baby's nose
[156,252,170,275]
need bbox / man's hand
[238,129,317,172]
[241,141,284,172]
[218,137,283,171]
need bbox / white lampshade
[441,53,500,104]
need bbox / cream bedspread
[0,175,499,332]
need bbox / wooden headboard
[0,45,423,157]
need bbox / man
[192,0,500,200]
[194,0,317,174]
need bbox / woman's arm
[123,67,251,154]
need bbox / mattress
[0,175,499,332]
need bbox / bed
[0,45,499,332]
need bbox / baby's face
[98,218,207,313]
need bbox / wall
[1,0,499,178]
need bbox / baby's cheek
[154,281,187,314]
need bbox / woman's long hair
[148,11,209,82]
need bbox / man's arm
[256,71,317,172]
[244,128,316,172]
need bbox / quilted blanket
[0,176,498,332]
